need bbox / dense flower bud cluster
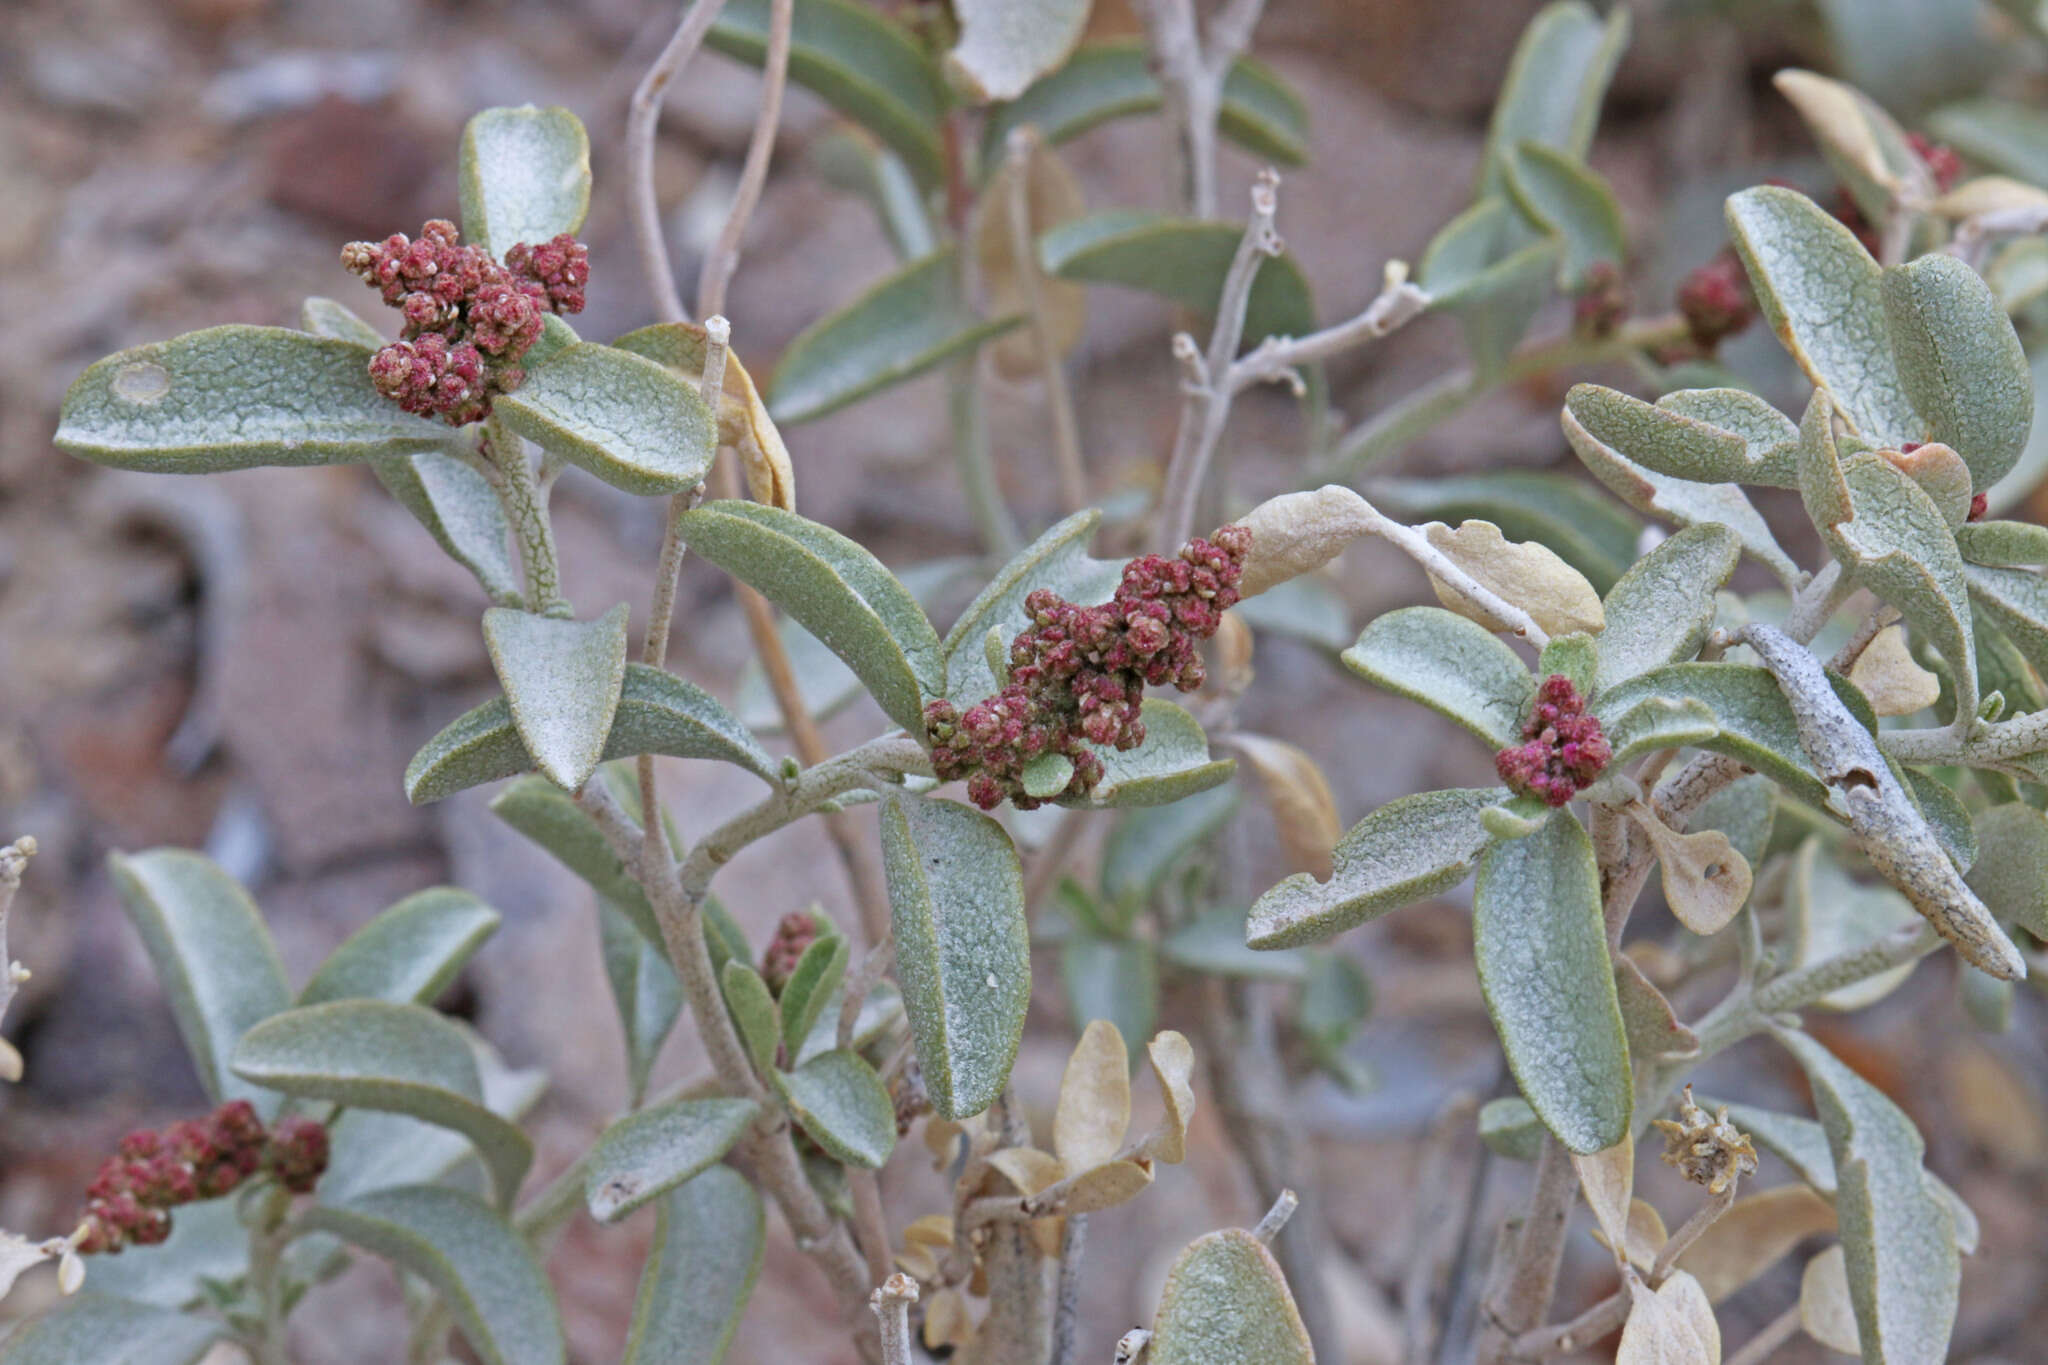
[925,527,1250,810]
[1675,249,1754,351]
[1494,674,1611,807]
[761,911,821,994]
[1570,261,1628,339]
[341,220,588,424]
[77,1102,329,1254]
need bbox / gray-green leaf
[720,960,782,1078]
[482,603,629,792]
[1102,783,1238,917]
[232,1000,534,1207]
[943,507,1122,703]
[0,1294,223,1365]
[1061,933,1158,1061]
[1161,904,1306,979]
[370,449,522,606]
[1246,788,1501,949]
[881,796,1030,1119]
[493,342,716,495]
[621,1166,764,1365]
[598,898,683,1106]
[1148,1228,1314,1365]
[1965,803,2048,938]
[457,105,591,260]
[1565,383,1800,489]
[778,932,850,1048]
[298,887,500,1007]
[584,1097,760,1223]
[1478,1097,1547,1161]
[1503,141,1624,287]
[1343,606,1534,748]
[1473,810,1630,1153]
[1040,211,1318,347]
[1881,251,2034,491]
[56,326,444,473]
[301,1185,564,1365]
[774,1048,897,1168]
[489,775,661,947]
[1476,1,1629,198]
[1595,523,1742,693]
[108,849,291,1108]
[1072,699,1235,808]
[300,294,386,347]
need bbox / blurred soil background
[0,0,2044,1360]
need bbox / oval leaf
[1966,802,2048,938]
[1881,251,2034,491]
[370,450,522,606]
[108,849,291,1108]
[457,105,590,260]
[945,0,1090,103]
[584,1097,761,1224]
[610,321,795,511]
[1040,211,1317,346]
[1504,140,1625,287]
[493,342,716,495]
[482,603,630,792]
[299,294,386,347]
[778,932,850,1047]
[1566,383,1799,490]
[231,999,533,1207]
[774,1048,897,1168]
[1148,1228,1314,1365]
[0,1294,223,1365]
[598,897,683,1105]
[298,887,501,1007]
[622,1166,764,1365]
[490,775,661,947]
[881,796,1030,1119]
[1055,1018,1131,1173]
[1595,524,1742,693]
[1072,698,1235,808]
[1477,1,1629,196]
[1474,809,1631,1153]
[1343,605,1535,747]
[56,326,444,473]
[302,1185,564,1365]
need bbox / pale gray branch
[696,0,792,318]
[627,0,733,324]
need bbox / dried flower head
[1495,674,1611,807]
[926,527,1250,809]
[1650,1084,1758,1195]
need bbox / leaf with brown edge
[1424,519,1605,637]
[1615,1269,1720,1365]
[1574,1137,1636,1269]
[1054,1018,1130,1173]
[1625,805,1752,937]
[973,132,1086,381]
[1144,1030,1196,1164]
[1227,734,1341,880]
[1849,625,1943,717]
[1674,1184,1837,1304]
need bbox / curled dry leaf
[1799,1245,1862,1354]
[924,1286,975,1352]
[974,134,1087,381]
[1848,625,1942,717]
[1227,734,1341,880]
[1423,520,1606,637]
[1771,70,1896,201]
[1590,1197,1670,1272]
[987,1146,1064,1198]
[1236,485,1374,599]
[1932,175,2048,220]
[1210,611,1255,697]
[1060,1158,1156,1213]
[0,1036,20,1083]
[1574,1138,1637,1270]
[1626,805,1753,937]
[896,1212,956,1280]
[1145,1030,1197,1164]
[1673,1184,1837,1304]
[1054,1018,1131,1173]
[1617,1269,1721,1365]
[1879,442,1971,529]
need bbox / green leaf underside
[302,1185,565,1365]
[766,247,1018,423]
[1595,523,1743,693]
[1926,97,2048,186]
[1566,383,1799,489]
[1881,251,2033,490]
[1966,803,2048,938]
[1503,141,1624,287]
[370,450,522,605]
[980,41,1308,168]
[1966,561,2048,677]
[490,776,662,947]
[1477,1,1628,198]
[775,1049,897,1168]
[56,326,444,473]
[584,1098,761,1223]
[1071,699,1235,808]
[1148,1228,1314,1365]
[708,0,945,187]
[75,1196,249,1309]
[943,508,1122,704]
[457,105,591,260]
[622,1166,764,1365]
[108,850,291,1108]
[1040,212,1317,346]
[1343,606,1534,748]
[1478,1097,1547,1161]
[1161,904,1306,978]
[231,1000,533,1208]
[0,1294,223,1365]
[300,294,386,347]
[881,796,1030,1119]
[1371,471,1639,593]
[482,604,630,792]
[679,500,943,733]
[1246,788,1501,949]
[1957,519,2048,567]
[1473,810,1630,1154]
[779,933,851,1046]
[1774,1030,1961,1363]
[598,898,683,1104]
[493,342,717,495]
[1062,934,1159,1059]
[407,663,777,804]
[1725,185,1919,445]
[721,961,782,1078]
[298,887,500,1007]
[1416,199,1561,377]
[1103,783,1239,914]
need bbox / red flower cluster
[761,911,821,994]
[1571,261,1629,339]
[926,527,1250,810]
[1675,249,1754,351]
[1495,675,1611,807]
[341,219,588,424]
[77,1102,330,1254]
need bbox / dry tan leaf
[1211,611,1255,697]
[1675,1185,1836,1304]
[988,1146,1065,1197]
[0,1231,55,1306]
[974,134,1086,380]
[1574,1139,1637,1269]
[1228,735,1341,880]
[1055,1019,1131,1172]
[1236,486,1374,599]
[0,1036,21,1083]
[1881,441,1971,528]
[1932,175,2048,219]
[1798,1246,1861,1353]
[924,1286,977,1351]
[924,1115,972,1167]
[1617,1269,1721,1365]
[1945,1041,2048,1171]
[1772,71,1895,195]
[1590,1197,1671,1272]
[1849,625,1943,718]
[55,1248,82,1296]
[1424,520,1605,637]
[1060,1158,1155,1213]
[905,1213,956,1252]
[1144,1030,1197,1164]
[1629,806,1753,937]
[1615,953,1702,1061]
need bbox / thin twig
[1004,127,1088,515]
[696,0,792,318]
[1475,1137,1577,1364]
[1403,1092,1480,1365]
[870,1273,919,1365]
[839,934,895,1049]
[1231,265,1430,393]
[849,1166,895,1289]
[1135,0,1266,217]
[1723,1302,1803,1365]
[1251,1188,1299,1244]
[626,0,733,324]
[1050,1212,1089,1365]
[0,836,35,1036]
